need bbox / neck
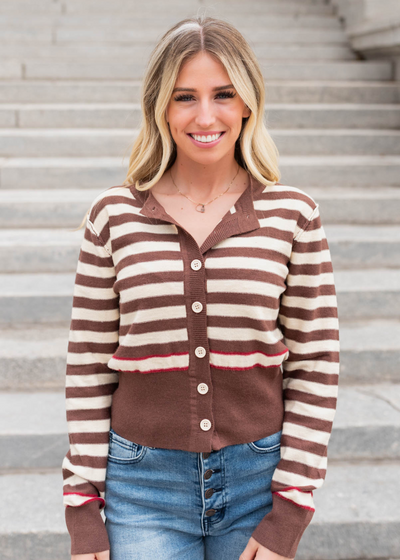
[169,153,242,200]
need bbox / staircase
[1,0,399,558]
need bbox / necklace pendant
[196,204,205,213]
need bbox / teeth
[191,132,223,143]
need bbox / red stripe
[64,492,99,498]
[210,363,281,371]
[112,352,189,361]
[65,496,105,508]
[113,365,189,374]
[211,349,288,358]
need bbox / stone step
[0,225,398,272]
[0,27,349,46]
[0,26,348,45]
[1,384,399,471]
[338,319,400,385]
[0,13,343,28]
[0,43,357,60]
[1,59,391,81]
[0,44,358,63]
[280,155,400,187]
[1,186,399,228]
[1,128,399,157]
[0,0,336,16]
[1,318,397,390]
[306,186,400,225]
[1,155,399,189]
[0,80,398,104]
[0,268,398,324]
[3,103,399,129]
[0,462,398,560]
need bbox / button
[205,488,214,498]
[200,419,212,431]
[195,346,206,358]
[192,301,203,313]
[205,509,217,516]
[203,452,210,459]
[204,469,214,480]
[197,383,208,394]
[191,259,202,270]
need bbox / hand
[71,550,109,560]
[239,536,294,560]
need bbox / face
[165,51,251,166]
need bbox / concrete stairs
[0,0,399,559]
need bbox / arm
[251,204,340,558]
[62,205,120,555]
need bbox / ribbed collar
[131,172,264,254]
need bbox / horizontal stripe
[205,255,288,277]
[65,395,113,411]
[65,373,119,386]
[208,326,284,344]
[117,257,184,276]
[70,443,109,457]
[284,400,336,422]
[207,279,284,298]
[275,489,315,510]
[67,419,111,434]
[282,421,332,446]
[116,327,188,347]
[62,456,107,482]
[273,467,324,489]
[283,378,339,398]
[210,349,288,370]
[280,446,328,469]
[108,352,189,373]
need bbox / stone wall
[331,0,400,78]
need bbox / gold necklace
[170,165,240,213]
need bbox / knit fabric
[62,174,340,557]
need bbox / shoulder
[254,181,321,242]
[87,185,138,225]
[256,182,318,219]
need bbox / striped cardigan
[62,173,340,558]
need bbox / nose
[194,98,216,129]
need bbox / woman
[62,15,340,560]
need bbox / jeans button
[204,469,213,480]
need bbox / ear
[243,104,251,118]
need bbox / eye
[173,94,195,102]
[173,91,236,102]
[216,91,236,99]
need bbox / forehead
[175,52,229,83]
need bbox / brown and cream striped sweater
[62,173,340,558]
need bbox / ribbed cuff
[251,493,314,558]
[65,500,110,555]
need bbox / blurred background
[0,0,399,558]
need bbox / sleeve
[251,203,340,558]
[61,206,120,555]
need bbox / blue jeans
[104,427,282,560]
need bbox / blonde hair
[73,15,280,231]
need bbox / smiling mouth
[188,132,225,143]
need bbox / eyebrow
[172,84,235,93]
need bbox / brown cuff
[251,493,314,558]
[65,500,110,555]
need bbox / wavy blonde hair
[73,14,280,231]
